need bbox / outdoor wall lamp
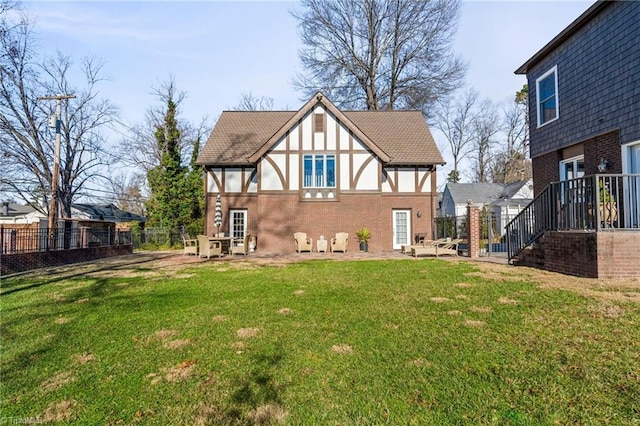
[598,158,609,173]
[417,210,422,218]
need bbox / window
[536,66,558,127]
[559,155,584,181]
[303,154,335,188]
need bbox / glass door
[392,210,411,250]
[626,145,640,227]
[229,210,247,241]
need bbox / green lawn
[1,258,639,424]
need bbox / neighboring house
[440,180,533,236]
[71,203,146,225]
[196,92,444,253]
[513,0,640,277]
[0,202,145,227]
[0,202,45,225]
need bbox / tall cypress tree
[146,99,191,229]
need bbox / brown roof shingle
[196,100,443,166]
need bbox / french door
[392,210,411,250]
[229,210,247,240]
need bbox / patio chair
[230,234,252,256]
[331,232,349,253]
[182,235,198,256]
[294,232,313,253]
[411,239,462,258]
[401,238,448,254]
[197,235,223,259]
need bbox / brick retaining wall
[1,245,133,276]
[517,231,640,278]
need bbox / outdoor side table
[317,239,328,253]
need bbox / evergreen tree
[146,98,191,229]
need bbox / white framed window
[303,154,336,188]
[559,155,584,181]
[536,65,559,127]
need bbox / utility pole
[38,94,76,245]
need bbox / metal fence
[506,174,640,260]
[131,227,186,248]
[435,208,518,257]
[1,226,132,255]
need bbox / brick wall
[206,192,435,253]
[532,151,560,196]
[1,245,133,276]
[583,130,622,175]
[519,231,640,278]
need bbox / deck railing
[506,174,640,260]
[0,226,132,255]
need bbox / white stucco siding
[261,155,285,190]
[224,168,244,193]
[339,123,350,150]
[397,168,415,192]
[271,135,286,151]
[247,169,258,193]
[289,154,299,190]
[382,170,393,193]
[420,170,432,193]
[207,169,222,193]
[326,112,337,150]
[289,125,299,151]
[302,113,312,150]
[352,136,368,152]
[340,153,350,189]
[353,153,378,190]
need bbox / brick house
[511,0,640,277]
[196,93,444,253]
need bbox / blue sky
[24,0,594,187]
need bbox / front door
[392,210,411,250]
[229,209,247,240]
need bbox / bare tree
[0,14,117,217]
[470,99,499,183]
[492,85,531,183]
[234,92,274,111]
[119,77,209,176]
[293,0,466,118]
[109,173,146,216]
[434,90,479,182]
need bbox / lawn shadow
[214,346,288,423]
[0,252,174,296]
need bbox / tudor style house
[196,93,444,253]
[511,0,640,277]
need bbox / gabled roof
[0,203,38,217]
[196,92,444,166]
[445,183,505,207]
[515,0,609,74]
[71,204,146,223]
[445,180,533,208]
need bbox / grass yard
[1,256,639,425]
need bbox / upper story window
[303,154,335,188]
[536,65,559,127]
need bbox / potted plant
[355,227,371,252]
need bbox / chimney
[2,201,9,216]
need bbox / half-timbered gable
[197,93,444,253]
